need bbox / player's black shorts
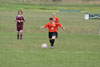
[48,32,58,38]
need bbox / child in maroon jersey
[16,10,25,40]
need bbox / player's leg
[50,32,58,46]
[49,32,54,47]
[20,23,23,40]
[17,31,20,39]
[49,32,57,48]
[51,35,56,46]
[55,32,58,38]
[19,30,23,40]
[49,38,54,46]
[17,24,20,40]
[51,32,58,48]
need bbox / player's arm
[15,16,21,23]
[21,20,24,22]
[61,25,65,30]
[21,16,25,22]
[57,23,65,30]
[15,20,21,23]
[41,24,49,29]
[16,20,20,22]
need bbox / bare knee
[52,36,56,39]
[20,30,23,33]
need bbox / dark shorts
[49,32,58,38]
[16,23,23,31]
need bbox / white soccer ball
[41,43,47,48]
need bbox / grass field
[1,0,100,13]
[0,0,100,67]
[0,10,100,67]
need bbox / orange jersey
[53,17,59,22]
[44,22,62,32]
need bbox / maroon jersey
[16,15,25,31]
[16,15,25,23]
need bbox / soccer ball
[41,43,47,48]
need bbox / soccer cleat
[20,38,22,40]
[50,46,54,49]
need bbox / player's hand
[21,20,24,22]
[63,27,65,30]
[62,27,65,30]
[17,20,21,23]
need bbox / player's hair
[18,10,23,14]
[49,18,53,20]
[53,12,56,16]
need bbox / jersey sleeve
[55,17,59,22]
[16,16,18,20]
[21,16,25,22]
[57,23,62,27]
[22,16,25,20]
[44,24,49,28]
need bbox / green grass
[0,4,100,13]
[0,10,100,34]
[0,0,100,13]
[0,32,100,67]
[0,10,100,67]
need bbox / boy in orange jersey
[41,18,65,48]
[52,13,59,23]
[52,13,60,39]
